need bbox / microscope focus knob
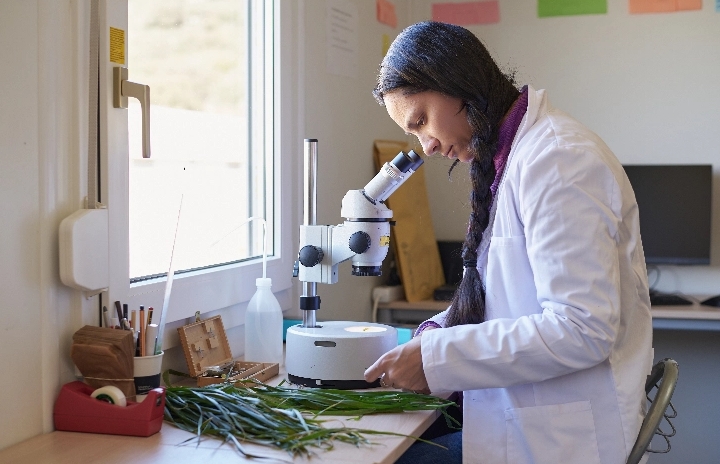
[298,245,324,267]
[348,231,371,254]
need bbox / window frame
[100,0,296,340]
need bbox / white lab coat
[421,86,653,464]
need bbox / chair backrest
[626,358,679,464]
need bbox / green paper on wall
[538,0,607,17]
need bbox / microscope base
[285,321,397,389]
[287,374,381,389]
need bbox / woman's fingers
[364,336,430,392]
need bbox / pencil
[139,306,146,357]
[114,301,123,323]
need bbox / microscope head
[297,149,424,283]
[340,150,424,277]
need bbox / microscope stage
[285,321,397,389]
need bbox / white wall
[407,0,720,297]
[0,0,82,449]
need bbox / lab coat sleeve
[423,308,449,327]
[422,140,624,392]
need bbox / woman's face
[384,90,474,163]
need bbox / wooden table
[0,410,440,464]
[0,366,443,464]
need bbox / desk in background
[377,299,720,331]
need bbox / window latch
[112,66,151,158]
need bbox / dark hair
[374,22,519,327]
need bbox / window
[105,0,294,329]
[127,0,271,280]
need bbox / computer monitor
[623,164,712,265]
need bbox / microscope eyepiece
[390,149,423,173]
[363,150,424,204]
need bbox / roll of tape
[90,385,127,407]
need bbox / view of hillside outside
[127,0,271,280]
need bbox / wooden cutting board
[373,140,445,302]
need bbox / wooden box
[177,315,279,386]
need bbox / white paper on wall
[326,0,358,78]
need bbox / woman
[364,22,653,464]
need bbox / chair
[627,358,679,464]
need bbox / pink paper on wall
[432,1,500,26]
[629,0,702,14]
[377,0,398,28]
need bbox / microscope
[286,139,423,389]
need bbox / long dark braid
[374,22,520,326]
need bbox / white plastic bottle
[244,277,283,365]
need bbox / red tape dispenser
[54,381,165,437]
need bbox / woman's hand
[364,335,430,394]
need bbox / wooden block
[178,315,280,386]
[177,315,232,378]
[373,140,445,302]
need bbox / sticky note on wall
[377,0,398,28]
[431,1,500,26]
[538,0,607,17]
[629,0,702,14]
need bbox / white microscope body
[286,140,423,389]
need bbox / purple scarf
[491,86,528,198]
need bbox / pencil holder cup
[133,352,164,402]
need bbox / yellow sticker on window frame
[109,27,125,64]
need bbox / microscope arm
[297,211,391,284]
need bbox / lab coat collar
[476,85,548,261]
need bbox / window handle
[113,66,151,158]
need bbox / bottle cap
[256,277,272,287]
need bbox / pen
[139,306,146,357]
[114,301,123,325]
[147,307,154,326]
